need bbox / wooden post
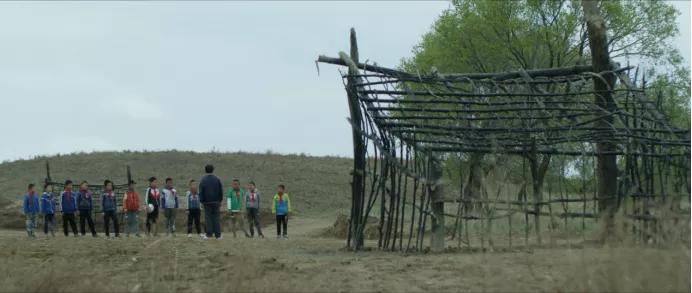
[530,137,542,245]
[429,155,445,252]
[121,165,133,224]
[582,0,619,237]
[345,28,366,250]
[44,160,52,184]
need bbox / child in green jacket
[227,180,250,238]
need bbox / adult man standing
[199,164,223,239]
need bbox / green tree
[396,0,689,216]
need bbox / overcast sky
[0,1,689,162]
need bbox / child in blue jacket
[101,180,120,238]
[76,181,97,237]
[23,184,40,238]
[41,183,57,237]
[60,180,79,237]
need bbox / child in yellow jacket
[271,184,292,239]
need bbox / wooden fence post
[429,155,445,252]
[345,28,366,250]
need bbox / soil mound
[316,214,382,240]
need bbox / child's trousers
[103,210,120,237]
[275,215,288,236]
[230,211,249,237]
[62,213,78,236]
[125,210,139,235]
[79,209,97,236]
[164,208,177,233]
[43,214,56,235]
[146,206,159,236]
[26,214,37,236]
[247,208,262,236]
[187,209,201,234]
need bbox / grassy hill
[0,150,353,230]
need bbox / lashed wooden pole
[343,28,366,250]
[429,155,445,252]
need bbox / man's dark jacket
[199,174,223,203]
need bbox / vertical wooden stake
[45,160,52,184]
[530,137,542,245]
[345,28,366,250]
[429,155,445,252]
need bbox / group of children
[23,180,119,238]
[23,176,293,239]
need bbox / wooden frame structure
[316,26,690,252]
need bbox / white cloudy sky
[0,1,689,162]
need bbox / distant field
[0,150,353,230]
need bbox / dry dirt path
[0,216,685,292]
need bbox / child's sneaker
[276,235,282,239]
[282,235,289,239]
[188,234,192,238]
[198,234,205,239]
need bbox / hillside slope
[0,150,353,229]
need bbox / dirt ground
[1,216,689,293]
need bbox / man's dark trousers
[203,202,221,238]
